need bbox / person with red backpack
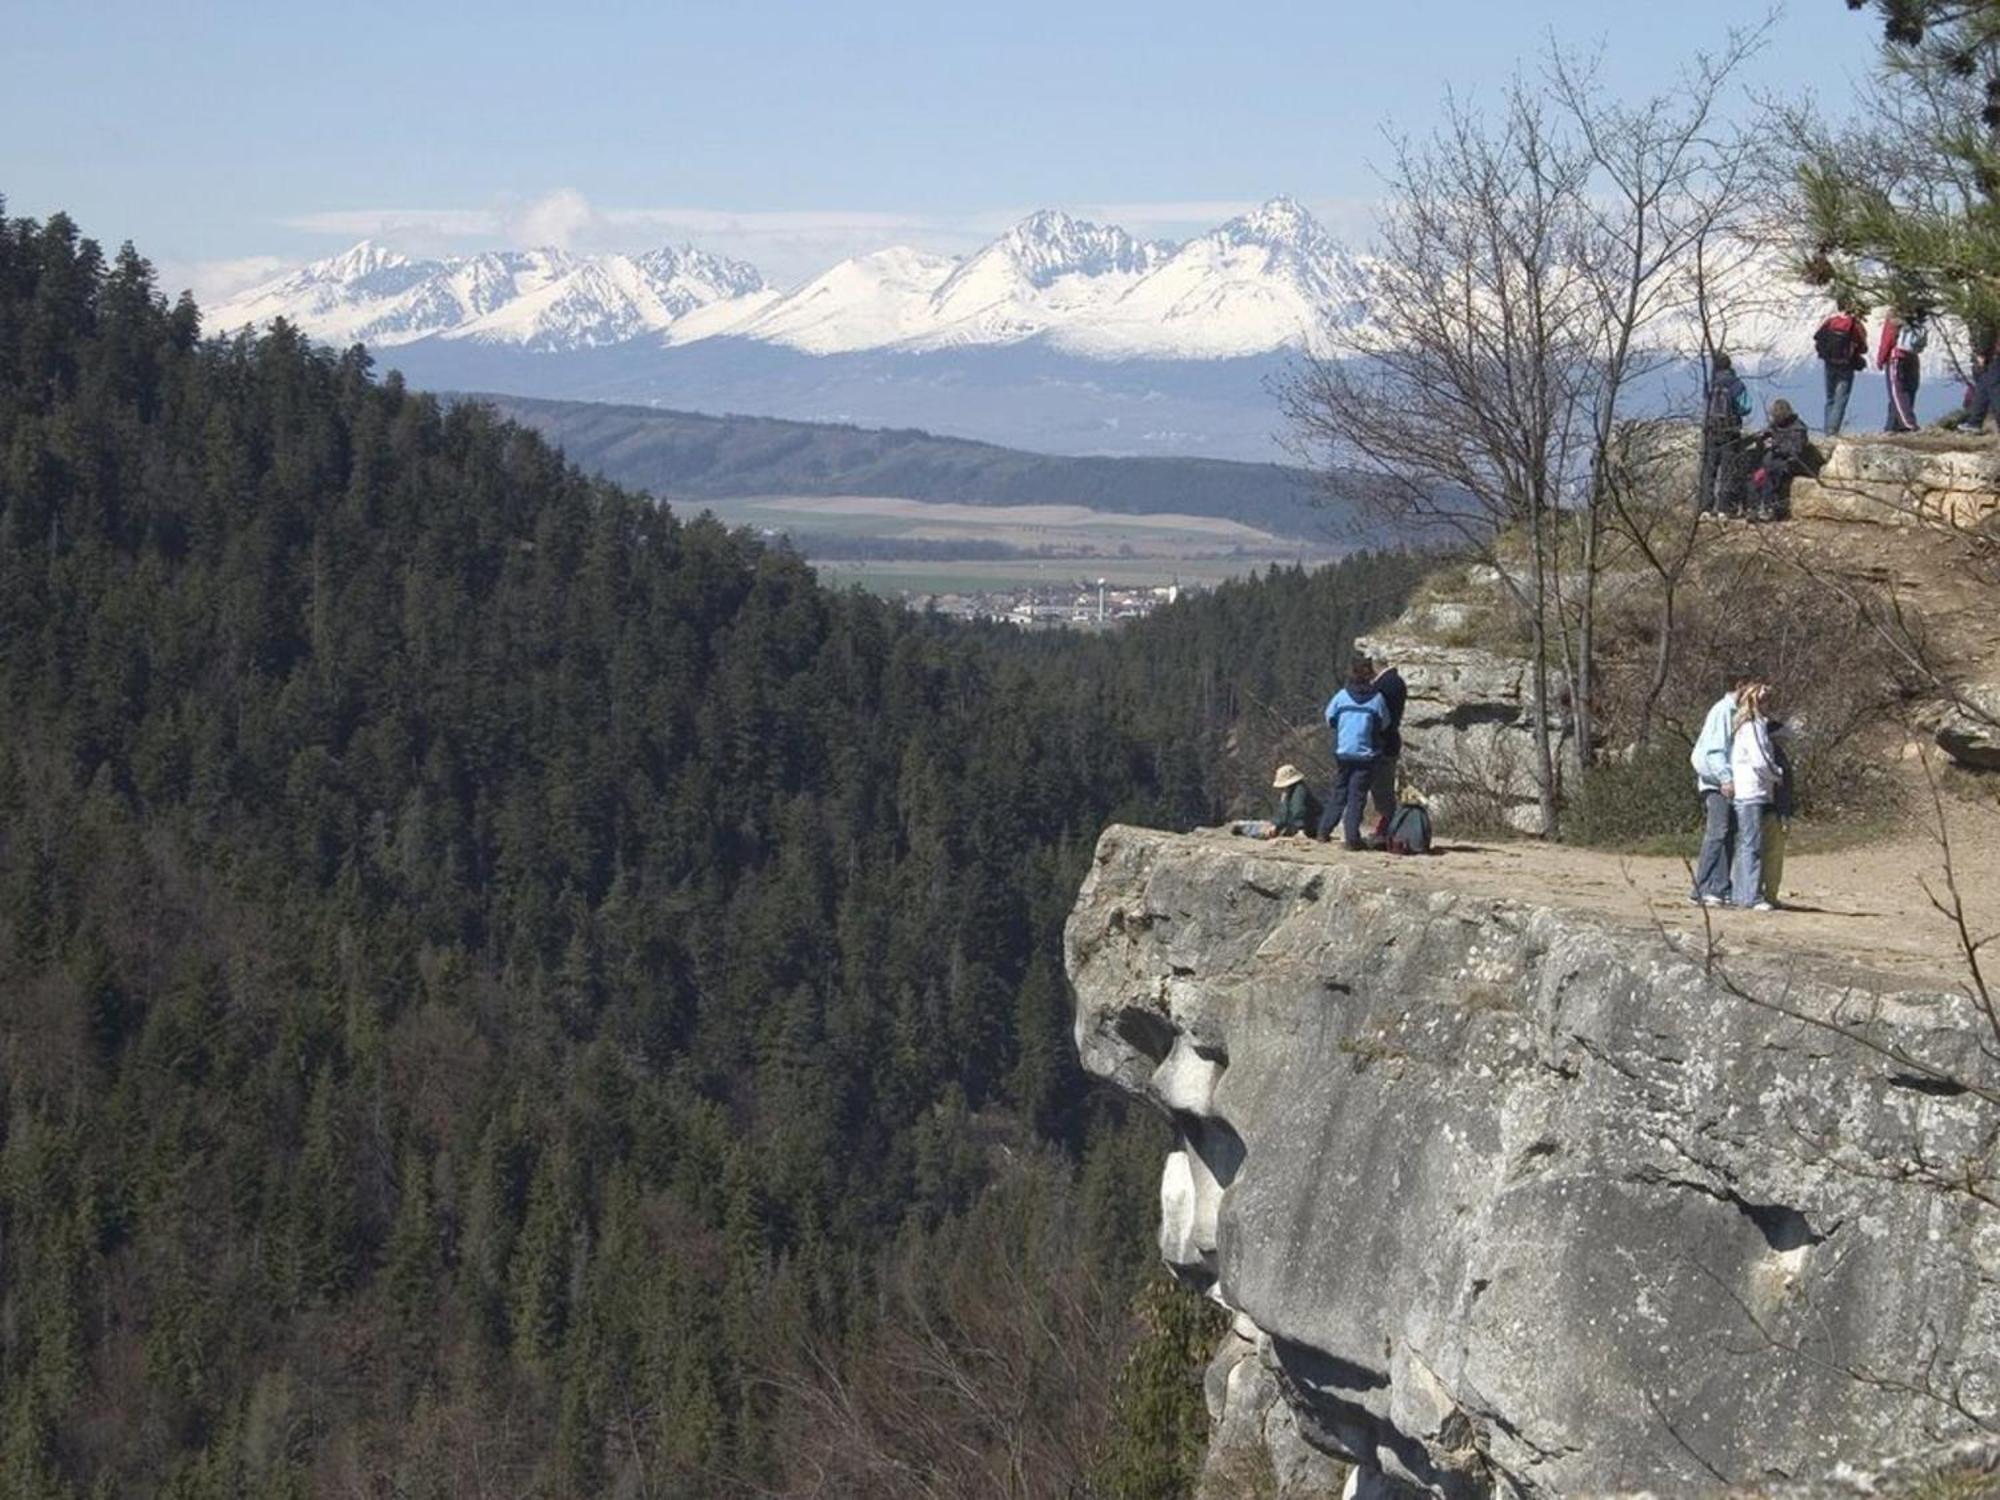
[1878,305,1928,433]
[1812,301,1868,435]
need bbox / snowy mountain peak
[1215,196,1334,256]
[315,239,412,282]
[988,208,1163,287]
[206,197,1371,362]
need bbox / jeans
[1698,424,1742,513]
[1731,799,1769,907]
[1692,789,1734,900]
[1824,364,1854,435]
[1966,362,2000,428]
[1368,755,1400,827]
[1320,759,1375,848]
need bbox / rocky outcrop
[1792,433,2000,537]
[1359,578,1555,837]
[1067,827,2000,1498]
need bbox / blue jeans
[1320,759,1375,847]
[1824,364,1854,435]
[1693,789,1734,900]
[1731,799,1768,906]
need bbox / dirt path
[1200,780,2000,991]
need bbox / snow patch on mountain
[208,197,1372,362]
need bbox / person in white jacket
[1688,672,1749,905]
[1729,682,1782,911]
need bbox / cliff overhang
[1066,826,2000,1498]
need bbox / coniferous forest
[0,205,1424,1498]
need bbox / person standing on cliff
[1367,658,1408,835]
[1700,352,1751,516]
[1730,682,1782,913]
[1879,304,1928,433]
[1319,658,1390,851]
[1812,299,1869,436]
[1937,322,2000,435]
[1690,673,1748,906]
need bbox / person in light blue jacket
[1319,657,1391,850]
[1689,672,1749,905]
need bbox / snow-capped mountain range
[207,196,1371,363]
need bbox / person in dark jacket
[1813,301,1869,436]
[1366,660,1408,831]
[1749,399,1823,521]
[1318,657,1389,850]
[1700,352,1752,515]
[1761,722,1796,907]
[1270,764,1323,838]
[1229,764,1325,839]
[1938,323,2000,434]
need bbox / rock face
[1067,827,2000,1498]
[1359,602,1554,838]
[1792,433,2000,537]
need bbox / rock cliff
[1792,433,2000,538]
[1066,826,2000,1498]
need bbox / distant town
[906,578,1196,629]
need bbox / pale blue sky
[4,0,1880,299]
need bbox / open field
[687,492,1339,594]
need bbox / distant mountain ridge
[207,197,1371,363]
[468,392,1352,541]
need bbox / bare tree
[1281,82,1594,836]
[1283,33,1779,832]
[1544,28,1776,772]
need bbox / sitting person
[1748,400,1823,521]
[1229,764,1324,839]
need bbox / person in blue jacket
[1319,657,1391,850]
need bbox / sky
[3,0,1883,302]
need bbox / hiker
[1879,305,1928,433]
[1367,658,1408,832]
[1319,657,1390,851]
[1700,352,1752,515]
[1762,721,1796,907]
[1234,763,1323,839]
[1748,399,1823,521]
[1813,300,1869,436]
[1729,682,1782,913]
[1689,672,1748,906]
[1938,323,2000,435]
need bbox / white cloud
[505,188,601,252]
[157,254,293,305]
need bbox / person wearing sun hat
[1270,764,1323,839]
[1228,765,1327,840]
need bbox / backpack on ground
[1385,803,1433,856]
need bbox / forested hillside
[0,204,1423,1498]
[469,392,1341,540]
